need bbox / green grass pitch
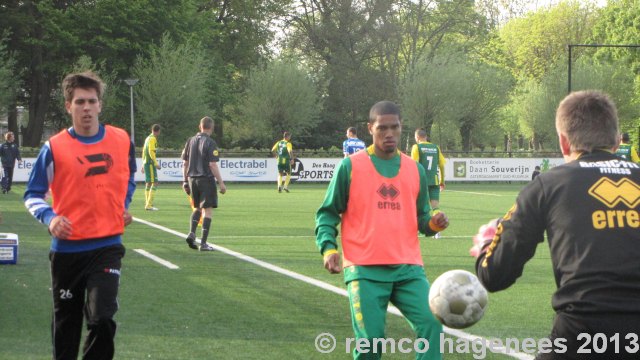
[0,182,555,359]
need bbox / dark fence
[19,147,562,159]
[156,149,563,159]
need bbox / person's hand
[219,183,227,194]
[323,252,341,274]
[141,167,144,174]
[429,211,449,232]
[49,216,72,239]
[440,183,445,192]
[182,181,190,196]
[155,164,161,170]
[123,210,132,226]
[470,219,500,258]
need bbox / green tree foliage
[229,60,320,148]
[3,0,637,152]
[591,0,640,65]
[288,0,397,148]
[498,1,599,81]
[376,0,487,85]
[0,31,21,145]
[454,61,513,151]
[509,58,639,151]
[402,53,512,152]
[0,0,200,146]
[132,34,211,148]
[401,54,468,142]
[509,78,560,151]
[590,0,640,140]
[0,32,18,115]
[288,0,489,149]
[569,58,640,137]
[194,0,294,143]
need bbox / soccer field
[0,183,555,359]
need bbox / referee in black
[181,116,226,251]
[471,90,640,359]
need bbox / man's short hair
[621,132,630,142]
[152,124,161,133]
[200,116,214,130]
[369,101,400,123]
[283,131,291,139]
[415,128,427,139]
[62,71,105,102]
[4,132,13,141]
[347,127,357,135]
[555,90,619,153]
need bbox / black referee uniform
[476,151,640,359]
[181,132,220,209]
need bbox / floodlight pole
[124,79,139,145]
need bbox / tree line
[0,0,638,152]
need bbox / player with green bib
[316,101,449,360]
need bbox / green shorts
[144,163,158,183]
[277,159,291,174]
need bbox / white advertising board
[445,157,565,182]
[12,156,564,183]
[11,157,342,183]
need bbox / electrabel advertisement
[12,157,563,183]
[214,158,340,182]
[150,157,341,182]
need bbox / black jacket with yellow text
[476,151,640,314]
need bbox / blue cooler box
[0,233,18,264]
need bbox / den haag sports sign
[13,157,563,183]
[211,158,340,182]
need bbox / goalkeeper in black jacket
[471,90,640,360]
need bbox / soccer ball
[429,269,488,329]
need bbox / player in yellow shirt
[616,132,640,163]
[272,131,293,192]
[411,129,446,239]
[142,124,161,210]
[411,129,446,209]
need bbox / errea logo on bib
[377,183,401,210]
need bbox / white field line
[133,249,180,270]
[132,216,534,360]
[136,234,472,239]
[445,190,510,197]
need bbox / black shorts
[189,177,218,209]
[535,311,640,360]
[49,244,125,323]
